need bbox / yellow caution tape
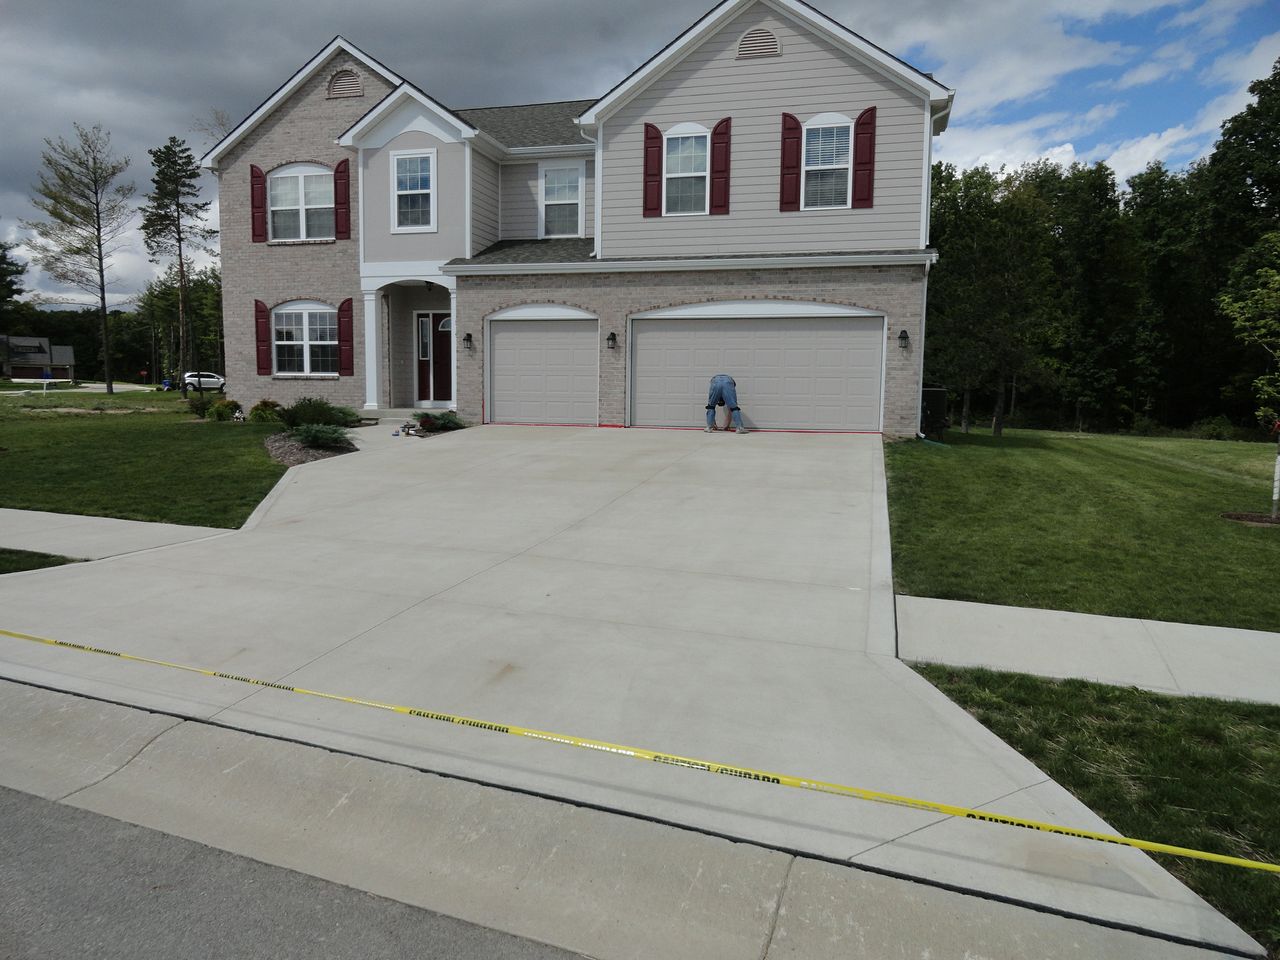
[2,626,1277,875]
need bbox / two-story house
[202,0,952,434]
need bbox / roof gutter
[444,250,938,277]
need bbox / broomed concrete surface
[898,596,1280,706]
[0,679,1236,960]
[0,507,226,560]
[0,426,1262,956]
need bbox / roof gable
[337,83,479,147]
[577,0,953,133]
[201,37,402,169]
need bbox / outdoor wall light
[606,332,618,349]
[898,329,910,349]
[462,333,474,350]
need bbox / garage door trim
[485,305,600,425]
[626,302,887,432]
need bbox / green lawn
[0,548,78,575]
[883,429,1280,631]
[0,395,286,528]
[917,665,1280,957]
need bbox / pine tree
[21,123,134,393]
[139,135,216,396]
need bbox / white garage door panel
[490,319,597,424]
[631,316,883,431]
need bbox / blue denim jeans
[705,374,743,428]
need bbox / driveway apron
[0,425,1257,955]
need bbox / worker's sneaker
[704,425,714,432]
[736,426,749,434]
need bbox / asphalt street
[0,785,584,960]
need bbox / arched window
[327,69,362,98]
[273,300,338,374]
[268,163,334,240]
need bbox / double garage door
[489,314,884,431]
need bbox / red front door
[432,316,452,402]
[416,314,432,402]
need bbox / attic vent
[737,28,780,59]
[327,70,362,98]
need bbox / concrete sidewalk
[897,596,1280,705]
[0,508,227,560]
[0,679,1234,960]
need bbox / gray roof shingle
[457,100,597,148]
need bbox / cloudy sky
[1,0,1276,305]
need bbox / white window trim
[268,163,334,241]
[390,148,438,234]
[800,112,853,212]
[272,300,340,376]
[537,159,587,239]
[662,122,710,218]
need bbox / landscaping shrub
[279,396,361,428]
[416,410,467,432]
[289,423,354,451]
[187,394,215,419]
[207,398,243,422]
[248,399,283,423]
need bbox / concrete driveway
[0,425,1257,955]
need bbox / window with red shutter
[852,107,876,209]
[334,159,351,239]
[710,118,731,215]
[779,114,801,212]
[337,299,354,376]
[643,123,662,218]
[254,300,271,374]
[250,166,267,243]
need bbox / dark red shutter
[250,165,267,242]
[337,298,354,376]
[333,159,351,239]
[643,123,662,218]
[710,117,731,215]
[779,113,801,212]
[852,107,876,209]
[254,300,272,374]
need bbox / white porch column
[362,290,380,410]
[449,286,458,408]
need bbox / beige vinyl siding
[500,159,595,240]
[471,150,500,254]
[599,1,927,257]
[361,132,467,263]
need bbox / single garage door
[630,315,884,430]
[489,319,598,424]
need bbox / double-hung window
[392,149,437,232]
[539,160,585,237]
[268,164,334,240]
[273,301,338,375]
[802,114,852,210]
[663,123,709,216]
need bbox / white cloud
[933,102,1123,171]
[1112,40,1198,88]
[1164,0,1264,37]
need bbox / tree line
[8,125,215,394]
[927,58,1279,437]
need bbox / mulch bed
[1221,511,1280,527]
[264,432,355,467]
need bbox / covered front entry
[487,307,598,425]
[377,279,454,410]
[629,302,886,431]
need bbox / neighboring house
[0,336,76,380]
[202,0,952,433]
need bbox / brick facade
[217,52,395,412]
[454,264,926,435]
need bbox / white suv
[183,371,226,391]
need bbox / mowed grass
[0,395,286,528]
[883,430,1280,631]
[0,548,78,575]
[917,665,1280,957]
